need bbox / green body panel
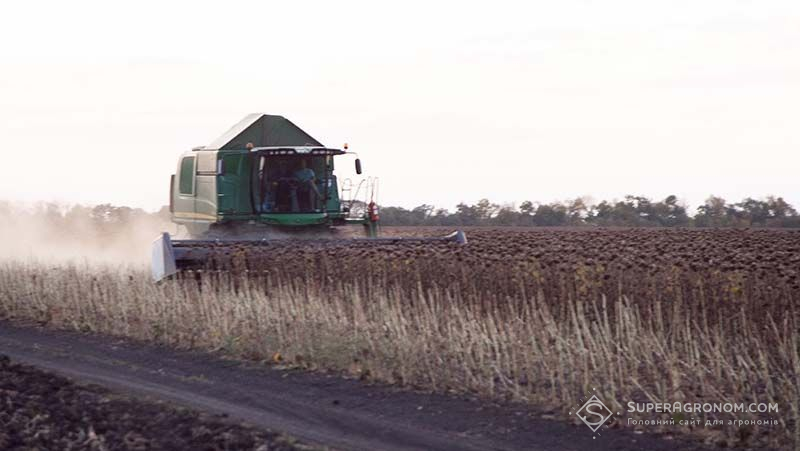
[217,151,252,215]
[326,175,341,212]
[258,213,329,226]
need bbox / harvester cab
[152,114,466,281]
[168,114,375,238]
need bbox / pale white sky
[1,1,798,212]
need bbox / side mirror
[355,158,362,175]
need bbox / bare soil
[0,353,313,451]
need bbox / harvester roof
[206,114,323,151]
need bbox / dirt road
[0,355,310,450]
[0,321,711,451]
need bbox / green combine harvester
[152,114,466,281]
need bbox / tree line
[4,196,798,229]
[378,195,800,228]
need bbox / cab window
[258,156,326,213]
[179,156,195,195]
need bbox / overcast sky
[1,1,798,212]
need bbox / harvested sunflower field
[1,227,798,448]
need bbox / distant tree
[40,202,65,227]
[532,203,568,226]
[519,200,535,216]
[593,197,644,226]
[651,195,690,227]
[410,204,435,223]
[494,204,521,226]
[379,206,413,225]
[629,195,655,223]
[517,201,536,226]
[765,196,797,218]
[764,196,800,227]
[734,198,772,225]
[454,202,480,225]
[566,197,592,225]
[474,199,499,221]
[695,196,734,227]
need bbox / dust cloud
[0,201,175,266]
[0,201,375,267]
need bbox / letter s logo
[580,400,608,428]
[575,395,613,432]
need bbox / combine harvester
[152,114,466,281]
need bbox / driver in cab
[294,158,321,210]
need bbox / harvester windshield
[256,154,328,213]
